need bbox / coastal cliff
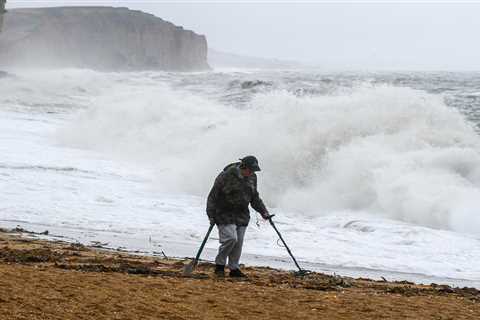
[0,7,210,71]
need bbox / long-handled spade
[267,215,310,276]
[182,224,215,276]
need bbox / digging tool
[267,215,310,276]
[182,223,215,276]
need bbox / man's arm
[250,176,269,218]
[206,173,224,223]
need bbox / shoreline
[1,227,479,319]
[2,219,479,289]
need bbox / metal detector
[267,215,310,276]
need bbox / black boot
[229,269,247,278]
[214,264,225,277]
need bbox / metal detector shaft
[268,217,304,272]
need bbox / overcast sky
[6,1,480,70]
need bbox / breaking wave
[0,164,91,174]
[58,81,480,234]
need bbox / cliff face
[0,7,210,71]
[208,49,304,70]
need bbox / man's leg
[227,226,247,271]
[215,224,238,267]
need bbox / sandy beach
[0,228,479,320]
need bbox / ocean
[1,68,480,287]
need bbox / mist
[6,1,480,71]
[3,1,480,289]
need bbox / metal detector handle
[194,223,215,263]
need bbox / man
[207,155,270,278]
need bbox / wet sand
[0,228,479,320]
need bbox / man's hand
[262,213,273,220]
[209,217,216,225]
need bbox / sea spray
[58,82,480,233]
[3,69,480,281]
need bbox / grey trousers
[215,224,247,270]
